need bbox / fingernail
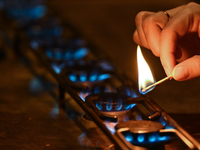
[164,67,170,76]
[172,67,189,81]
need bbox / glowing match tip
[141,75,173,93]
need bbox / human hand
[133,2,200,81]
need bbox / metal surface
[116,120,164,133]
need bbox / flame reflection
[105,122,117,134]
[137,46,155,94]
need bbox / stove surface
[1,0,200,150]
[0,57,199,150]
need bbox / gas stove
[1,0,200,149]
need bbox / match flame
[137,45,155,94]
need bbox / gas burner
[115,120,194,149]
[41,46,91,74]
[85,93,138,122]
[44,46,89,62]
[5,3,47,27]
[85,94,162,123]
[26,24,63,39]
[2,0,47,28]
[61,65,115,85]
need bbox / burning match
[142,75,173,93]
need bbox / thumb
[172,55,200,81]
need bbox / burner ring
[115,120,195,149]
[85,93,139,122]
[116,120,164,134]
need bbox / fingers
[160,29,178,76]
[133,11,154,49]
[160,2,200,76]
[133,30,142,46]
[142,11,169,56]
[133,10,180,57]
[172,55,200,81]
[134,2,200,81]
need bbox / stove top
[0,0,200,149]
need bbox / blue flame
[116,98,122,111]
[98,74,110,81]
[125,103,136,110]
[126,89,131,97]
[125,134,133,142]
[80,71,87,82]
[79,93,85,101]
[69,73,77,82]
[73,47,89,60]
[29,5,47,19]
[159,135,170,141]
[139,81,155,95]
[123,132,171,145]
[89,71,98,81]
[105,122,117,134]
[51,64,64,74]
[161,121,166,126]
[148,134,157,142]
[52,66,61,74]
[89,74,97,81]
[79,92,89,102]
[137,134,145,143]
[165,126,174,129]
[131,92,138,98]
[96,102,102,110]
[67,72,111,83]
[6,5,47,20]
[159,116,171,128]
[106,98,112,111]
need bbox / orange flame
[137,45,155,94]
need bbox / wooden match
[142,75,173,93]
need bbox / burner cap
[116,120,164,133]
